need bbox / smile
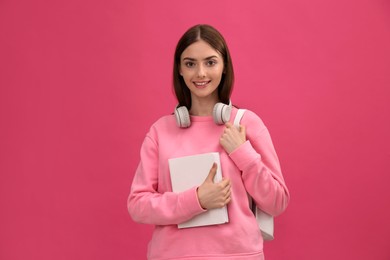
[193,81,211,88]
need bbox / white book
[168,152,229,228]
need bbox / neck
[190,95,219,116]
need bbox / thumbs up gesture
[197,163,232,210]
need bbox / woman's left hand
[220,122,246,154]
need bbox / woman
[128,24,289,260]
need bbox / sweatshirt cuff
[229,140,261,171]
[179,186,207,217]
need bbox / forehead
[181,40,222,60]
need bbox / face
[179,40,224,102]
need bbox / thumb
[206,162,218,183]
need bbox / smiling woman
[179,40,224,115]
[173,25,235,113]
[127,24,289,260]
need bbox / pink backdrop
[1,0,390,259]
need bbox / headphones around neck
[174,101,232,128]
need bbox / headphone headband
[174,101,232,128]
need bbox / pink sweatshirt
[128,107,289,260]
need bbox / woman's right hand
[196,163,232,210]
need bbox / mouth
[193,81,211,89]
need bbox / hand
[197,163,232,210]
[220,122,246,154]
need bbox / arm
[127,135,205,225]
[220,111,289,216]
[229,128,289,216]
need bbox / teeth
[195,82,208,86]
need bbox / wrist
[196,187,207,210]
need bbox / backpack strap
[233,108,275,241]
[233,109,246,128]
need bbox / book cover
[168,152,229,228]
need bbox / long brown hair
[173,24,234,109]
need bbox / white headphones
[174,101,232,128]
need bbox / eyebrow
[182,55,219,61]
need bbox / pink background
[1,0,390,259]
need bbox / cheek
[182,75,193,87]
[182,73,192,82]
[184,78,192,86]
[181,68,192,78]
[212,67,224,80]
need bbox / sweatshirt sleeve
[127,134,206,226]
[229,113,290,217]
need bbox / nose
[197,64,206,78]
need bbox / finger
[219,181,231,192]
[206,163,218,182]
[224,196,232,205]
[222,186,231,199]
[221,185,231,197]
[239,124,246,138]
[223,126,232,134]
[225,122,232,128]
[220,177,231,186]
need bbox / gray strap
[233,109,246,128]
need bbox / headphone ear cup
[174,106,191,128]
[213,102,232,125]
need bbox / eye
[185,61,196,68]
[206,60,217,66]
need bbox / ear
[179,66,183,76]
